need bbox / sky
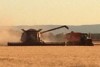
[0,0,100,26]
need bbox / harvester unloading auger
[8,25,94,46]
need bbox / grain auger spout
[40,25,69,34]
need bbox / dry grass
[0,46,100,67]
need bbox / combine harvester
[8,25,94,46]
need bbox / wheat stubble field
[0,46,100,67]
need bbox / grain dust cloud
[0,27,21,45]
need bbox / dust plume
[0,27,21,46]
[40,32,65,42]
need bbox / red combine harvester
[8,25,94,46]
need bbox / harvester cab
[21,29,42,43]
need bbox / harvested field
[0,46,100,67]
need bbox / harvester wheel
[86,39,94,46]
